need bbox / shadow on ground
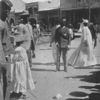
[65,70,100,100]
[31,68,56,72]
[32,62,55,66]
[32,62,64,66]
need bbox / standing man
[55,18,71,72]
[0,1,14,100]
[0,15,7,100]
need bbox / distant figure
[36,23,41,36]
[33,25,39,45]
[78,22,83,33]
[27,18,35,58]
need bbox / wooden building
[26,2,38,22]
[38,0,100,29]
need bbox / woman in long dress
[8,46,35,99]
[68,19,97,67]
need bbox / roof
[38,0,60,11]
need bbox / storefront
[60,0,100,28]
[38,0,100,30]
[39,9,60,31]
[38,0,60,31]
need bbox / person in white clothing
[68,19,97,67]
[8,46,35,99]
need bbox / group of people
[0,3,98,100]
[50,18,97,72]
[0,6,37,100]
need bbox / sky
[22,0,52,3]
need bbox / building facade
[26,2,38,22]
[38,0,100,29]
[61,0,100,28]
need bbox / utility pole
[47,10,49,32]
[59,0,62,19]
[87,0,91,22]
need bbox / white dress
[68,26,97,67]
[8,46,35,93]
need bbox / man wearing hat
[68,18,97,67]
[55,18,71,72]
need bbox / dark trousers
[27,49,32,68]
[1,67,7,100]
[93,38,97,48]
[56,47,68,71]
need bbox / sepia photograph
[0,0,100,100]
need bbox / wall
[60,0,76,10]
[60,0,100,10]
[26,2,38,21]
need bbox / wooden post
[87,0,91,22]
[47,10,49,32]
[59,8,62,19]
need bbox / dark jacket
[55,26,70,48]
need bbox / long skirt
[7,47,35,94]
[68,41,97,67]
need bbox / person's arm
[55,28,61,46]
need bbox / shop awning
[10,0,25,13]
[39,0,60,11]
